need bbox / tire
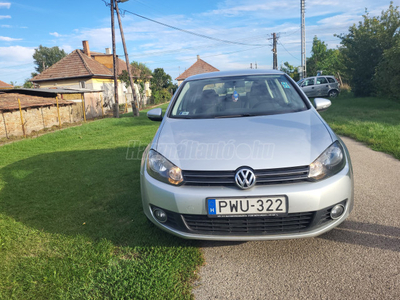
[328,90,338,98]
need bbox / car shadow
[318,220,400,252]
[0,147,197,248]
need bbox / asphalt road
[193,137,400,300]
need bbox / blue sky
[0,0,397,85]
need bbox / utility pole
[111,0,119,118]
[272,33,278,70]
[115,0,140,117]
[301,0,306,79]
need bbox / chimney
[105,48,111,55]
[82,40,91,57]
[197,55,200,61]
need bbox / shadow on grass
[0,146,197,248]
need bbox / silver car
[298,76,340,98]
[140,70,353,241]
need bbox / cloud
[0,2,11,9]
[0,36,22,41]
[0,15,11,19]
[0,46,34,62]
[1,24,10,28]
[49,32,61,37]
[60,44,73,53]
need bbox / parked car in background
[297,76,340,98]
[140,69,354,241]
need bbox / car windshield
[170,75,308,119]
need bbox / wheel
[328,90,338,98]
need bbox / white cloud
[0,46,34,62]
[0,15,11,19]
[60,44,73,53]
[0,36,22,41]
[49,32,61,37]
[1,24,10,28]
[0,2,11,9]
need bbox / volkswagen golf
[140,69,353,241]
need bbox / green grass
[320,94,400,160]
[0,103,203,299]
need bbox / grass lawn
[0,103,203,299]
[320,94,400,160]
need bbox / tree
[336,3,400,96]
[306,36,345,79]
[374,38,400,101]
[306,36,328,76]
[280,62,300,81]
[151,68,173,92]
[33,45,67,73]
[23,78,33,88]
[119,61,152,106]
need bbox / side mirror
[314,98,331,112]
[147,108,163,121]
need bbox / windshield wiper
[214,113,257,118]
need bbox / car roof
[304,75,336,79]
[185,69,284,81]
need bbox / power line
[128,34,269,58]
[101,1,267,47]
[143,45,267,66]
[278,41,300,61]
[0,62,33,69]
[124,10,267,46]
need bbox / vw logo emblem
[235,168,256,190]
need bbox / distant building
[31,41,151,108]
[175,55,219,86]
[0,80,13,90]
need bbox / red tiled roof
[0,93,73,112]
[31,50,127,82]
[176,58,219,81]
[0,80,13,88]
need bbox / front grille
[182,165,309,186]
[152,200,347,236]
[182,212,314,235]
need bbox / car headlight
[147,149,183,185]
[308,141,346,181]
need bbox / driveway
[193,136,400,300]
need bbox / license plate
[207,196,288,217]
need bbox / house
[175,55,219,86]
[31,41,151,108]
[0,80,13,90]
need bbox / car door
[301,77,317,97]
[315,77,329,97]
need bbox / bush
[373,39,400,101]
[151,89,171,105]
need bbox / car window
[327,77,336,83]
[316,77,328,84]
[303,78,315,86]
[170,75,308,119]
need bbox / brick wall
[0,104,82,139]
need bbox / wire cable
[101,0,267,47]
[278,41,300,61]
[143,45,267,66]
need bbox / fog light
[330,204,345,219]
[153,208,167,223]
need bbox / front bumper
[140,159,354,241]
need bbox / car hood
[154,110,333,171]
